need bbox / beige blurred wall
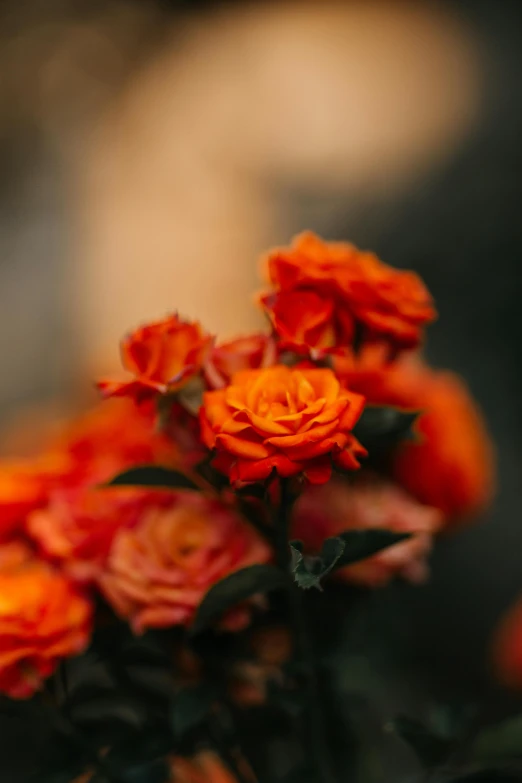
[67,1,479,373]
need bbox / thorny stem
[276,479,338,783]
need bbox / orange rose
[204,334,276,388]
[170,752,237,783]
[262,232,435,352]
[261,289,354,357]
[0,461,47,538]
[0,398,177,543]
[98,492,271,633]
[293,476,442,587]
[0,562,92,698]
[98,314,213,401]
[493,598,522,690]
[344,362,495,522]
[200,365,366,484]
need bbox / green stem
[275,479,337,783]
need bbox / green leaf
[289,538,345,590]
[472,713,522,763]
[105,465,199,492]
[69,695,146,731]
[171,682,218,738]
[191,564,286,634]
[335,529,411,568]
[114,758,170,783]
[289,530,410,589]
[353,405,419,453]
[388,715,455,768]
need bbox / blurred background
[0,0,521,725]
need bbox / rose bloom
[98,313,213,401]
[343,361,495,522]
[261,232,436,353]
[170,752,237,783]
[261,288,354,357]
[293,476,442,587]
[98,491,271,634]
[200,365,366,484]
[0,562,92,698]
[26,486,168,583]
[493,598,522,690]
[204,334,276,388]
[0,398,177,543]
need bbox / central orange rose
[98,314,213,401]
[200,365,366,484]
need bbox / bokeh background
[0,0,521,735]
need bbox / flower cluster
[0,232,494,711]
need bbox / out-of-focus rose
[261,232,436,353]
[0,461,47,538]
[0,398,177,543]
[200,366,366,484]
[26,486,168,583]
[98,314,213,401]
[204,334,276,388]
[51,397,176,483]
[98,492,271,634]
[170,752,238,783]
[0,562,92,698]
[293,476,442,587]
[493,599,522,690]
[0,454,73,540]
[261,289,353,357]
[0,539,35,572]
[344,362,495,522]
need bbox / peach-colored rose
[293,476,442,587]
[99,492,271,633]
[98,314,213,401]
[27,485,169,583]
[200,365,366,485]
[0,562,92,698]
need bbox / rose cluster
[0,232,494,701]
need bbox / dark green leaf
[124,664,177,699]
[388,715,455,768]
[353,405,419,453]
[472,714,522,763]
[191,564,286,634]
[289,538,345,590]
[336,530,411,568]
[69,696,146,730]
[171,682,219,738]
[105,465,199,492]
[116,758,170,783]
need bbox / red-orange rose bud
[98,314,213,401]
[261,232,436,354]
